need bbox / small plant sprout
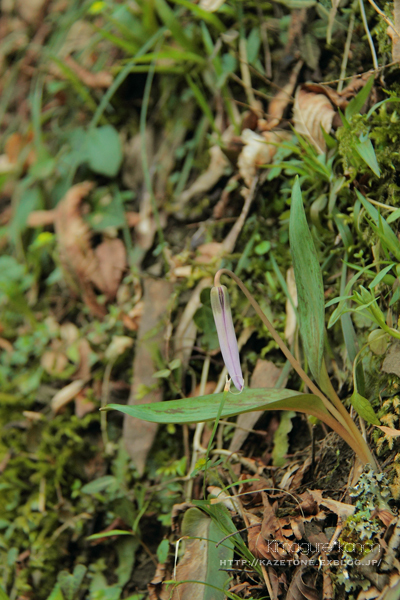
[210,285,244,391]
[104,181,378,471]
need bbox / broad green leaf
[350,392,380,426]
[345,76,374,120]
[272,411,296,467]
[354,138,381,177]
[387,208,400,223]
[57,565,87,600]
[356,190,400,261]
[0,587,11,600]
[85,126,123,177]
[104,388,357,455]
[157,539,170,563]
[81,475,116,494]
[45,585,64,600]
[116,537,139,587]
[289,178,325,382]
[369,263,396,289]
[176,507,233,600]
[105,388,329,423]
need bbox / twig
[359,0,379,70]
[338,10,356,92]
[367,0,400,42]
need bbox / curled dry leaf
[51,380,85,413]
[293,86,336,154]
[195,242,223,263]
[177,145,229,207]
[199,0,226,11]
[286,567,319,600]
[54,181,126,316]
[94,238,127,301]
[63,56,112,89]
[308,489,355,519]
[263,60,303,131]
[123,279,174,475]
[208,486,241,512]
[237,129,290,187]
[16,0,47,24]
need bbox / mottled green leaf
[289,178,325,382]
[177,507,233,600]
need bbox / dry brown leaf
[293,87,336,154]
[27,209,57,227]
[123,278,174,474]
[75,392,96,418]
[41,341,69,375]
[264,60,303,131]
[229,359,288,453]
[63,55,112,88]
[308,489,355,519]
[54,181,108,317]
[123,128,155,192]
[208,486,241,512]
[237,130,287,187]
[382,344,400,378]
[286,567,319,600]
[199,0,225,11]
[392,2,400,63]
[285,267,298,345]
[16,0,47,23]
[94,238,127,301]
[194,242,223,263]
[51,380,85,413]
[177,145,229,206]
[74,338,92,381]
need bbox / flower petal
[211,285,244,391]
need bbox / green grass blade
[154,0,197,52]
[356,190,400,261]
[172,0,226,32]
[345,76,374,120]
[289,178,325,383]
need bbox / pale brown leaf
[94,238,127,301]
[293,87,336,154]
[16,0,47,23]
[264,60,303,131]
[122,279,174,474]
[286,567,319,600]
[178,145,229,206]
[382,343,400,378]
[238,130,286,187]
[51,380,85,413]
[63,55,112,88]
[308,489,355,519]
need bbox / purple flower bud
[211,285,244,391]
